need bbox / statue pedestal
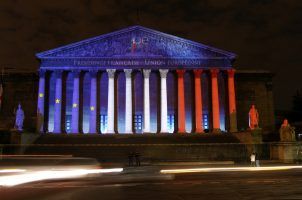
[10,129,22,144]
[251,128,263,143]
[275,142,297,163]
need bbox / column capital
[159,69,169,78]
[72,70,81,77]
[227,69,236,77]
[124,69,132,78]
[54,70,63,79]
[38,69,47,77]
[89,70,98,77]
[143,69,151,78]
[176,69,185,77]
[193,69,203,77]
[210,69,219,78]
[107,69,116,79]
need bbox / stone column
[143,69,151,133]
[124,69,133,133]
[71,71,80,133]
[53,71,63,133]
[176,70,186,133]
[37,70,46,133]
[227,69,238,132]
[210,69,221,133]
[159,69,169,133]
[107,69,116,133]
[193,69,204,133]
[89,71,97,133]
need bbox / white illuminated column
[124,69,133,133]
[143,69,151,133]
[107,69,116,133]
[71,71,80,133]
[159,69,169,133]
[89,71,97,134]
[53,71,62,133]
[37,70,45,133]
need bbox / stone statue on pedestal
[280,119,296,142]
[249,104,259,130]
[15,103,24,131]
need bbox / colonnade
[37,68,237,134]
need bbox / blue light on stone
[37,26,236,134]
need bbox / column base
[160,129,169,134]
[229,128,238,133]
[53,130,61,134]
[195,129,204,134]
[177,130,186,134]
[106,130,115,134]
[71,130,79,134]
[212,128,221,134]
[143,128,150,133]
[89,129,97,134]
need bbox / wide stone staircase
[18,133,254,164]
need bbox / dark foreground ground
[1,166,302,200]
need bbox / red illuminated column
[176,70,186,133]
[193,69,204,133]
[227,69,238,132]
[210,69,221,133]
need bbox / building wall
[0,73,38,131]
[0,70,275,133]
[235,70,275,133]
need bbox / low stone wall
[270,142,302,163]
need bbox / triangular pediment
[36,25,236,60]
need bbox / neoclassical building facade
[36,26,238,134]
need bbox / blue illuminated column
[37,70,46,133]
[71,71,80,133]
[159,69,169,133]
[89,71,97,133]
[107,69,116,133]
[143,69,151,133]
[124,69,133,133]
[53,70,63,133]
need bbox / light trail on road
[160,165,302,174]
[0,168,123,187]
[0,169,27,173]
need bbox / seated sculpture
[279,119,296,142]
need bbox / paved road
[1,167,302,200]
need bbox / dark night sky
[0,0,301,110]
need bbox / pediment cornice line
[37,25,236,59]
